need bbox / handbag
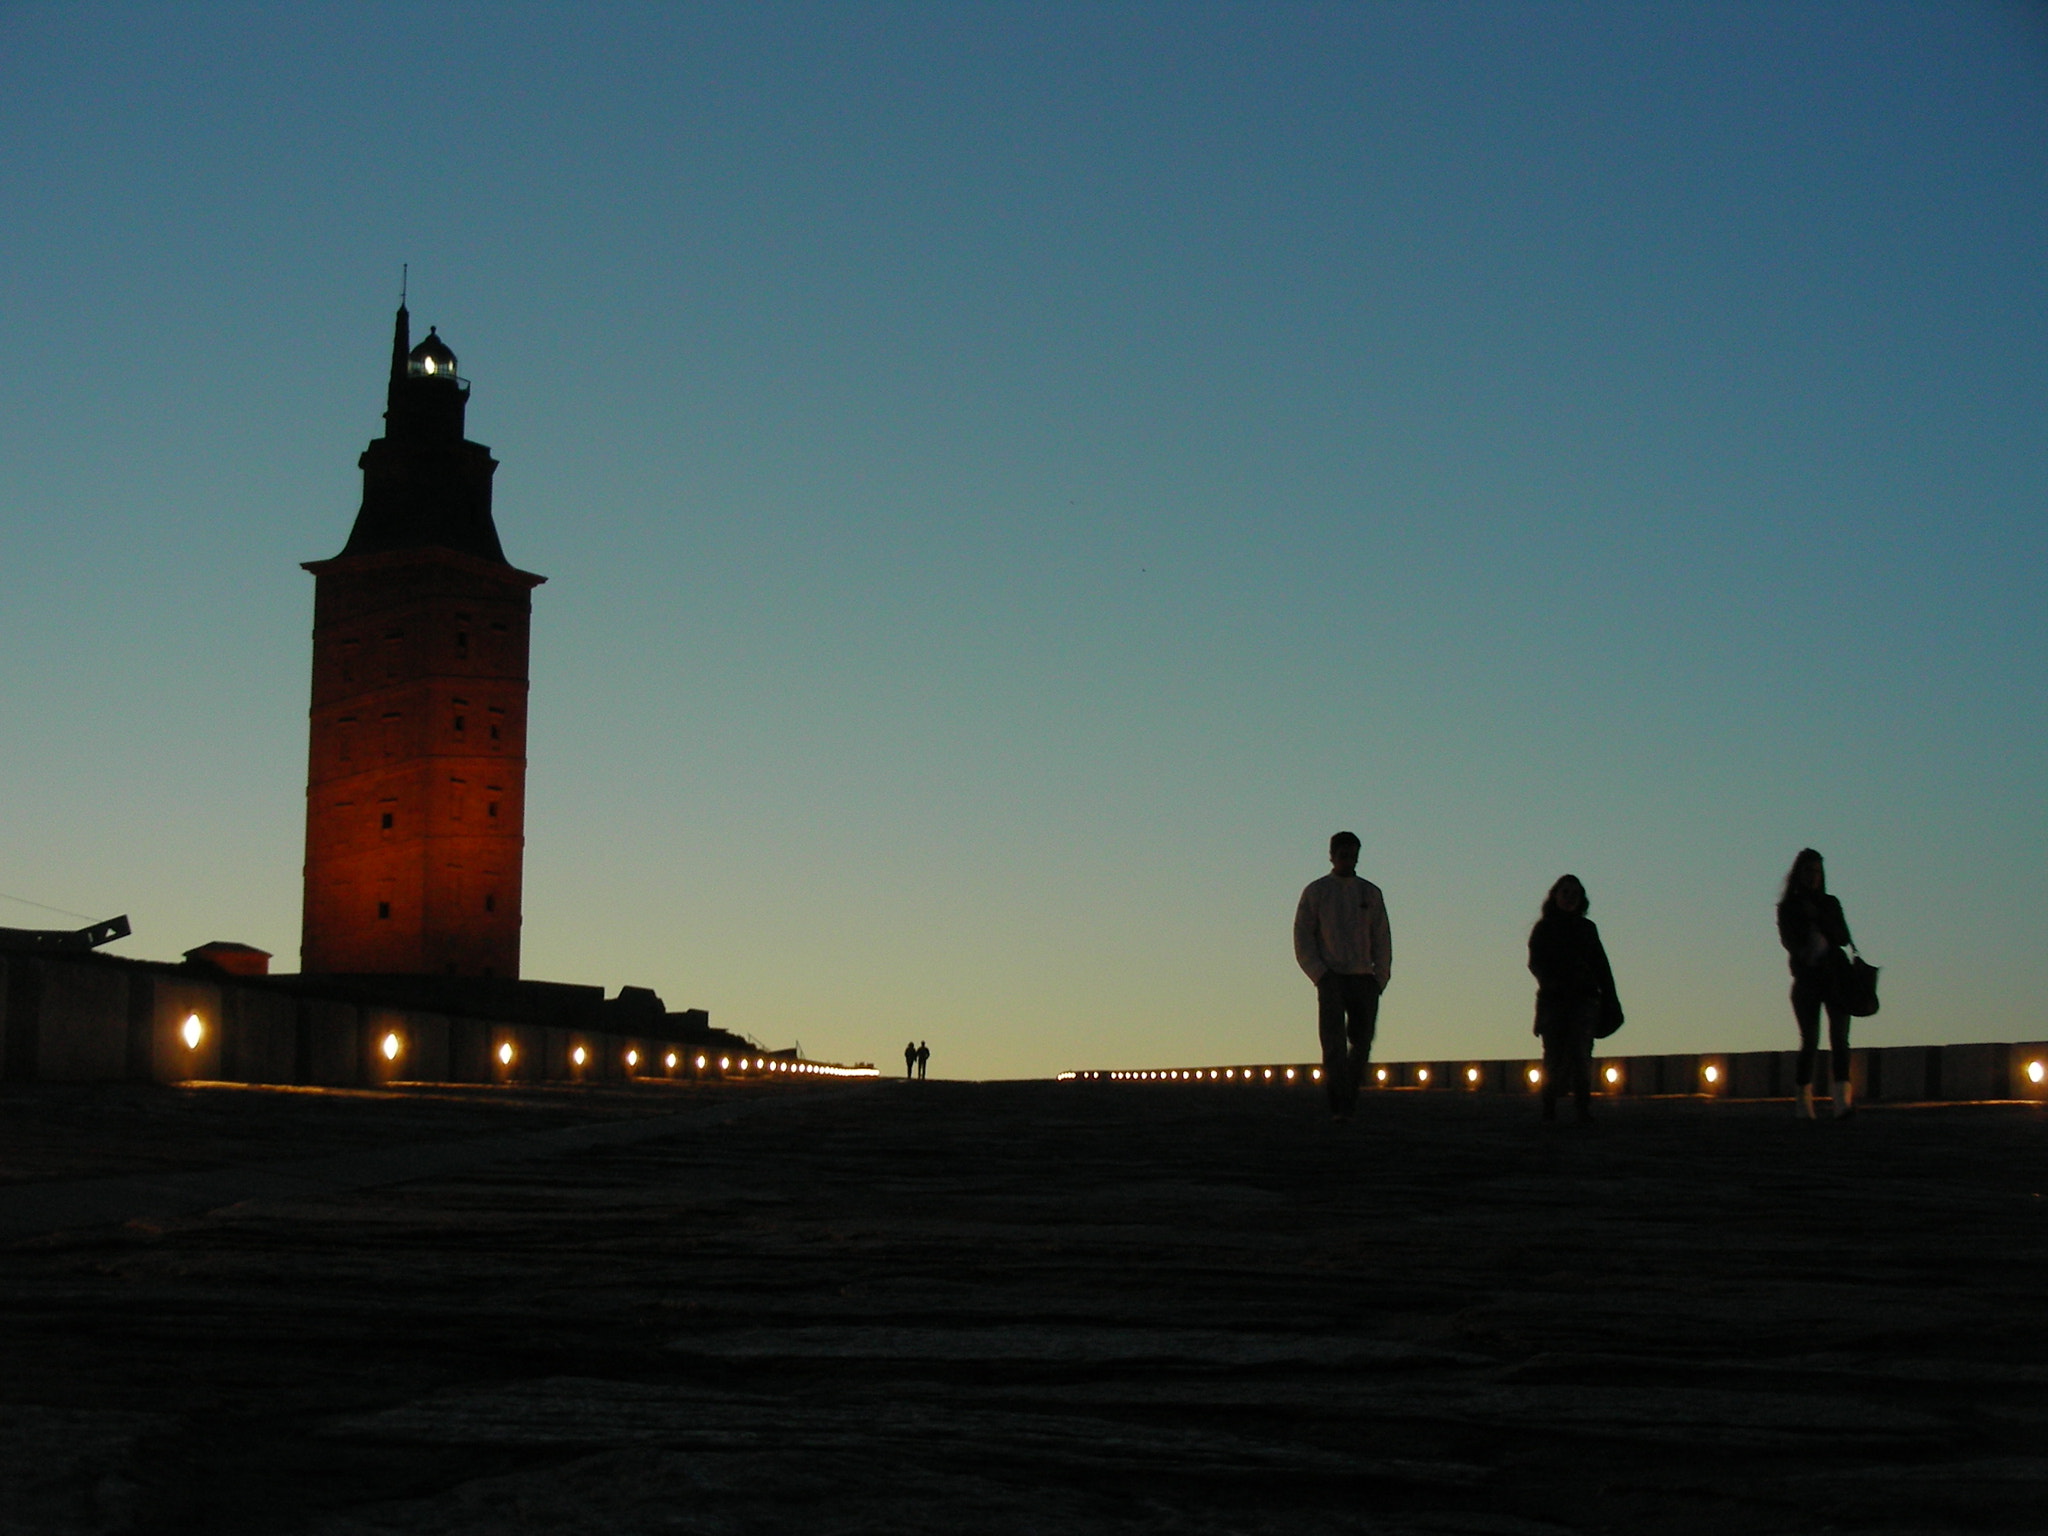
[1593,989,1625,1040]
[1841,950,1881,1018]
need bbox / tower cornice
[303,544,546,590]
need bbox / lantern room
[407,327,463,384]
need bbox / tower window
[381,812,393,830]
[488,801,499,819]
[454,715,466,733]
[489,724,501,740]
[456,632,470,657]
[377,901,391,919]
[484,893,496,913]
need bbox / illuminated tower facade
[300,307,545,977]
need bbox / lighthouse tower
[299,307,545,977]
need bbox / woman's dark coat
[1776,890,1852,979]
[1528,912,1623,1040]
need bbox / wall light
[572,1046,587,1066]
[666,1052,679,1069]
[1284,1068,1296,1080]
[695,1055,707,1069]
[2030,1061,2045,1085]
[1311,1068,1322,1081]
[626,1049,639,1068]
[1465,1067,1480,1084]
[1527,1067,1542,1086]
[381,1032,401,1061]
[1603,1065,1620,1085]
[1702,1064,1721,1085]
[1416,1067,1430,1084]
[498,1042,514,1065]
[180,1014,203,1050]
[719,1057,731,1070]
[1375,1067,1388,1083]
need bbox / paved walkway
[3,1081,2044,1534]
[0,1090,798,1242]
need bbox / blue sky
[2,3,2042,1077]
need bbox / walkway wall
[1074,1041,2048,1103]
[0,952,757,1088]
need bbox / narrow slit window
[484,893,496,913]
[376,901,391,920]
[380,812,393,831]
[487,800,500,820]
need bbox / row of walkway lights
[354,1033,876,1080]
[1062,1060,1751,1093]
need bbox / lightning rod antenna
[400,262,408,308]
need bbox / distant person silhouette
[904,1040,917,1082]
[1777,848,1857,1119]
[916,1041,929,1080]
[1527,874,1621,1123]
[1293,831,1391,1121]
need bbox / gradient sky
[2,3,2042,1078]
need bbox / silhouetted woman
[1777,848,1856,1119]
[1528,874,1621,1122]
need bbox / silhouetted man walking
[904,1040,917,1081]
[1294,831,1391,1120]
[916,1041,929,1080]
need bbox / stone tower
[300,307,545,977]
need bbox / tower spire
[389,288,411,387]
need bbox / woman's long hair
[1781,848,1825,904]
[1538,874,1588,924]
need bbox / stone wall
[0,952,759,1088]
[1078,1041,2048,1103]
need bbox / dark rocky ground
[2,1077,2045,1535]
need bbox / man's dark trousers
[1318,972,1380,1118]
